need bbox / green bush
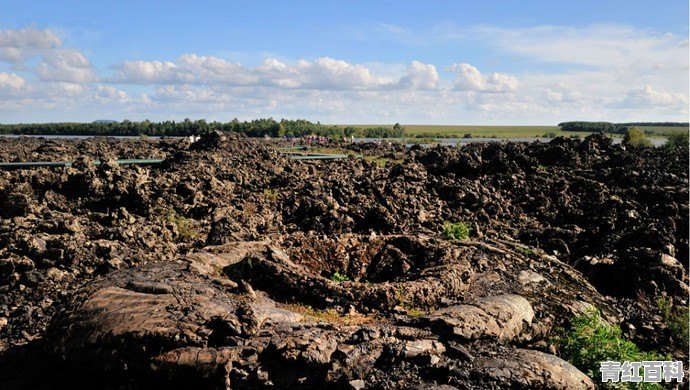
[664,132,689,148]
[442,221,471,241]
[167,210,199,239]
[331,272,350,283]
[622,127,652,147]
[554,308,667,389]
[656,297,689,351]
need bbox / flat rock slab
[50,259,302,375]
[474,348,595,389]
[425,294,534,341]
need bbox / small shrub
[406,307,427,317]
[622,127,652,147]
[167,210,199,239]
[263,188,279,202]
[331,272,350,283]
[543,131,557,138]
[656,297,689,351]
[442,221,471,241]
[516,246,534,256]
[463,133,472,138]
[664,132,689,148]
[554,307,667,389]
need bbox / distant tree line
[558,121,689,134]
[0,118,405,138]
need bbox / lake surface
[0,134,668,147]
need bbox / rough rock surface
[0,132,687,388]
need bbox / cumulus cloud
[622,85,688,107]
[113,60,190,84]
[292,57,382,89]
[0,23,687,124]
[0,72,27,91]
[446,63,518,92]
[113,55,438,91]
[178,54,258,85]
[0,27,61,49]
[95,85,128,103]
[36,49,99,83]
[0,27,99,83]
[398,61,439,89]
[0,27,61,64]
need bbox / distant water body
[0,134,668,147]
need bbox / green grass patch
[403,137,438,144]
[167,210,199,239]
[331,272,351,283]
[442,221,471,241]
[554,308,669,389]
[516,246,534,256]
[656,297,689,351]
[363,155,404,167]
[263,188,279,202]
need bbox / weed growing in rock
[516,246,534,256]
[331,272,350,283]
[664,132,689,148]
[656,297,689,351]
[263,188,279,202]
[284,304,380,325]
[442,221,470,241]
[554,307,667,390]
[167,210,199,239]
[363,155,403,167]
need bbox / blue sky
[0,0,687,124]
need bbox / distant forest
[558,121,689,134]
[0,118,404,138]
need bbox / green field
[337,124,585,138]
[401,125,561,138]
[634,126,688,136]
[336,124,687,139]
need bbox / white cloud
[36,49,99,83]
[0,27,61,49]
[0,27,61,64]
[398,61,439,90]
[112,55,442,91]
[0,72,27,91]
[446,63,518,92]
[621,85,687,107]
[178,54,258,85]
[0,23,687,124]
[95,85,128,103]
[0,27,98,83]
[479,24,688,72]
[113,60,191,84]
[293,57,381,89]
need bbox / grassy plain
[336,124,687,139]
